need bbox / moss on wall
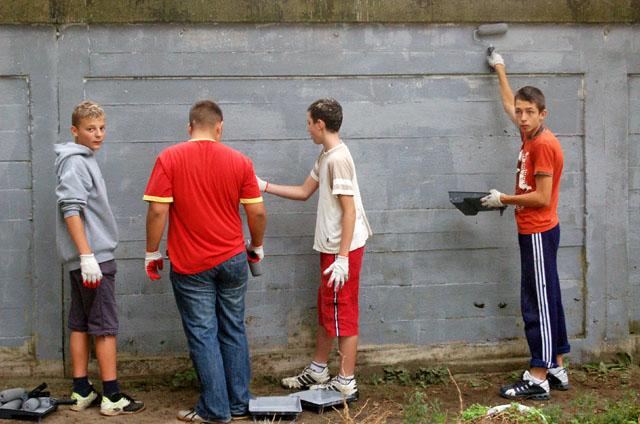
[2,0,639,24]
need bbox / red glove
[145,251,163,281]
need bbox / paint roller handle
[27,382,47,398]
[51,397,78,406]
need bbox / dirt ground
[1,363,638,423]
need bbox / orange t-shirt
[143,140,263,274]
[514,127,564,234]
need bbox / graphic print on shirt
[516,149,532,212]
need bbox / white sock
[337,374,354,384]
[309,361,327,373]
[549,366,565,375]
[529,374,546,385]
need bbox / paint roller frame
[473,23,509,57]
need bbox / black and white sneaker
[547,366,570,390]
[281,366,330,389]
[500,370,550,401]
[310,376,359,401]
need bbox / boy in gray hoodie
[55,101,144,416]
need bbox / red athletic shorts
[318,246,364,337]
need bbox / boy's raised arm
[488,51,517,125]
[258,175,319,201]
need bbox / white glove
[481,189,504,208]
[256,176,268,193]
[487,50,504,69]
[145,250,164,281]
[79,254,102,288]
[323,255,349,291]
[246,241,264,260]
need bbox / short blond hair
[72,100,105,127]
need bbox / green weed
[402,390,447,424]
[171,368,198,389]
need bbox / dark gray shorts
[68,259,119,336]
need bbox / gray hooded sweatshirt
[55,143,118,270]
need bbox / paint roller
[473,23,509,55]
[0,388,27,403]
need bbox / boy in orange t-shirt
[482,51,570,401]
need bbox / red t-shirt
[143,139,262,274]
[514,127,564,234]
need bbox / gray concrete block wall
[0,72,33,348]
[629,75,640,334]
[0,23,638,369]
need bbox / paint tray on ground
[0,404,57,422]
[290,389,356,413]
[248,396,302,419]
[448,191,506,216]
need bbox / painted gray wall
[0,23,638,365]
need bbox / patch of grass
[370,366,448,388]
[170,368,198,389]
[539,404,563,424]
[582,352,633,380]
[458,403,551,423]
[402,390,447,424]
[383,366,413,386]
[465,376,491,390]
[459,403,489,421]
[414,366,448,388]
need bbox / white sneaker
[177,408,227,423]
[310,376,359,400]
[100,392,145,416]
[281,366,330,389]
[69,387,99,411]
[548,366,570,390]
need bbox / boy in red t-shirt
[482,51,570,401]
[143,100,266,423]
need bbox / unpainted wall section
[0,24,637,370]
[0,77,31,348]
[629,75,640,334]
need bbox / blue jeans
[171,252,250,422]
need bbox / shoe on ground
[548,366,570,390]
[500,370,550,401]
[309,376,359,401]
[100,392,145,416]
[281,366,330,389]
[70,386,100,411]
[177,409,229,423]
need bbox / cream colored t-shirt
[310,142,372,254]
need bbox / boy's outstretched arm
[482,174,552,209]
[258,175,319,201]
[488,51,517,125]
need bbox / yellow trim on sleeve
[143,195,174,203]
[240,196,264,204]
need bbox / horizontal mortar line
[90,49,580,56]
[84,72,586,81]
[98,133,586,143]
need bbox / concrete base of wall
[2,337,638,378]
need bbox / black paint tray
[448,191,506,216]
[0,404,57,422]
[290,389,357,414]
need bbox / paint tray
[0,404,57,422]
[248,396,302,419]
[448,191,506,216]
[290,389,357,414]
